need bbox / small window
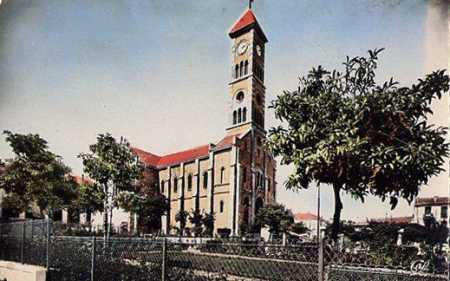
[441,206,448,219]
[220,201,224,213]
[236,91,244,102]
[267,179,271,192]
[244,60,249,75]
[220,167,225,183]
[242,107,247,122]
[239,61,244,77]
[173,177,178,193]
[243,168,247,182]
[233,111,237,125]
[238,108,242,123]
[425,206,432,215]
[160,180,165,193]
[235,64,239,79]
[187,174,193,191]
[203,172,208,189]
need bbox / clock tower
[227,8,268,136]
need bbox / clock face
[237,41,249,55]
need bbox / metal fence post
[318,232,324,281]
[161,238,167,281]
[91,235,96,281]
[46,218,50,270]
[20,222,25,264]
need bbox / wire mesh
[0,220,448,281]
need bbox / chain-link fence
[0,220,448,281]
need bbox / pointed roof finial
[249,0,254,9]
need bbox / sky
[0,0,448,222]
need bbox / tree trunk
[103,183,108,244]
[331,183,343,241]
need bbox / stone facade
[134,8,277,236]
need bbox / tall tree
[79,133,142,241]
[268,49,450,240]
[255,203,294,239]
[0,131,77,217]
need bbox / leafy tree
[189,209,204,237]
[78,133,142,240]
[255,203,294,239]
[0,131,77,218]
[175,210,189,236]
[290,222,310,235]
[268,49,450,240]
[117,185,169,234]
[202,212,215,237]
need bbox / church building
[133,7,277,236]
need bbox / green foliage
[290,222,310,235]
[255,203,294,236]
[189,209,204,237]
[0,131,77,216]
[72,181,105,214]
[175,210,190,235]
[78,133,143,190]
[78,133,143,236]
[201,212,215,237]
[268,49,450,239]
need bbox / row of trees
[1,49,449,241]
[0,131,169,240]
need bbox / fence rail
[0,220,447,281]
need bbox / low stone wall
[0,261,46,281]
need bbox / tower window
[236,91,244,102]
[160,180,165,193]
[220,200,224,213]
[239,61,244,77]
[243,168,247,182]
[220,167,225,183]
[203,172,208,189]
[244,60,249,75]
[235,64,239,79]
[238,108,242,123]
[233,111,237,125]
[173,177,178,194]
[243,107,247,122]
[187,174,193,191]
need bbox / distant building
[293,212,327,239]
[366,216,414,225]
[414,196,449,225]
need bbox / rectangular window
[441,206,448,219]
[425,206,432,215]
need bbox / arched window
[233,111,237,125]
[242,107,247,122]
[244,60,249,75]
[236,91,244,102]
[220,167,225,183]
[173,177,178,194]
[239,61,244,77]
[238,108,242,123]
[187,174,193,191]
[203,172,208,189]
[160,180,165,193]
[235,64,239,79]
[220,200,224,213]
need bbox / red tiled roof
[134,134,241,169]
[132,147,161,167]
[415,197,450,207]
[70,175,93,185]
[157,145,210,167]
[294,212,326,222]
[229,9,267,42]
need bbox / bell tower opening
[226,8,268,136]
